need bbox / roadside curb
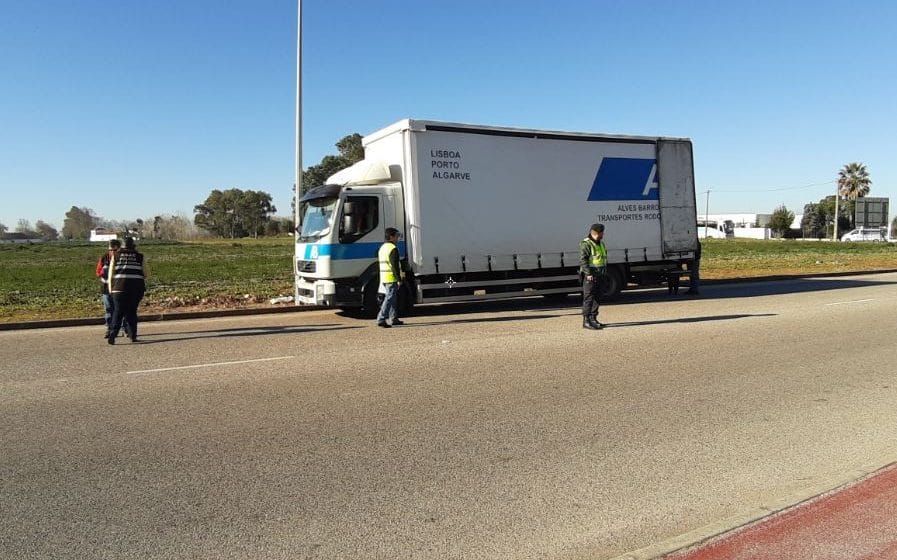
[1,269,895,332]
[699,268,897,285]
[607,450,897,560]
[0,305,323,331]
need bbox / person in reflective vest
[106,237,146,344]
[376,227,405,328]
[96,238,129,338]
[579,223,607,330]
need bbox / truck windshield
[298,197,337,241]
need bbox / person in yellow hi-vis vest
[376,228,405,328]
[579,223,607,330]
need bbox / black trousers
[582,275,601,319]
[110,290,144,338]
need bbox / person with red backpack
[106,237,145,344]
[96,239,129,339]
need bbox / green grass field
[1,237,895,323]
[0,238,294,322]
[700,238,897,277]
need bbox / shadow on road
[404,313,575,328]
[404,276,896,318]
[133,324,362,344]
[619,277,897,304]
[606,313,776,328]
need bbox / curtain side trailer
[295,119,698,314]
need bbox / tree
[194,188,276,238]
[768,205,795,238]
[35,220,59,241]
[836,162,872,232]
[61,206,97,239]
[300,133,364,195]
[155,214,200,240]
[801,203,828,239]
[335,133,364,162]
[804,195,849,239]
[15,219,34,235]
[837,162,872,200]
[0,222,6,235]
[238,190,276,238]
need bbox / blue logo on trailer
[587,158,658,201]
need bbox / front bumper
[296,276,336,306]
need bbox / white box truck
[295,119,698,314]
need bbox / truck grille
[297,260,316,273]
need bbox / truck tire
[600,266,624,299]
[398,282,415,315]
[359,280,380,319]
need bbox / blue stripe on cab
[300,241,406,261]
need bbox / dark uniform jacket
[109,249,145,294]
[579,238,607,276]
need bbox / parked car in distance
[840,227,887,242]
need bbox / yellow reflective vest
[581,237,607,268]
[378,242,400,284]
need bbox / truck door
[657,139,698,255]
[339,195,381,244]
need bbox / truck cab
[295,162,406,312]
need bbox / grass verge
[1,237,895,323]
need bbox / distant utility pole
[294,0,303,229]
[704,189,710,238]
[832,185,840,241]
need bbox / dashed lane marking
[825,299,874,306]
[127,355,295,375]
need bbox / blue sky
[2,0,895,230]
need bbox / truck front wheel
[360,281,380,319]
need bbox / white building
[89,228,118,242]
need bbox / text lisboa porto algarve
[431,149,471,181]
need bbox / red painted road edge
[666,463,897,560]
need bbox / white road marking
[825,299,874,306]
[127,356,295,375]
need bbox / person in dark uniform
[580,223,607,330]
[107,237,146,344]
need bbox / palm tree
[837,162,872,200]
[836,162,873,232]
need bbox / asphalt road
[2,274,897,560]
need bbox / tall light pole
[293,0,303,302]
[294,0,302,230]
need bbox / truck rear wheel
[398,282,415,315]
[600,266,624,299]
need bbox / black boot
[589,317,605,329]
[583,318,599,330]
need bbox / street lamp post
[833,186,840,241]
[294,0,302,230]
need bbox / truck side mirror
[343,215,357,235]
